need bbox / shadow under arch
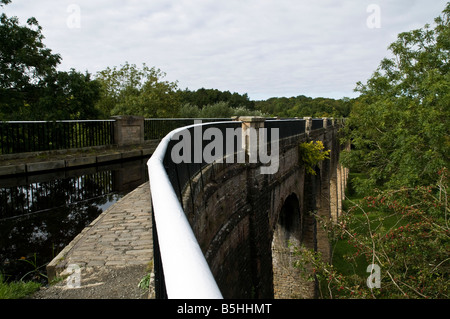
[274,193,302,248]
[271,193,306,298]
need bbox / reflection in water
[0,158,149,282]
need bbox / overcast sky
[2,0,447,100]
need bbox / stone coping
[0,140,160,177]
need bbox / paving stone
[125,249,152,255]
[46,182,153,283]
[127,260,149,266]
[133,239,153,245]
[105,260,127,266]
[87,260,106,267]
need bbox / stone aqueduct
[150,117,349,299]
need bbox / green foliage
[0,1,101,120]
[0,3,59,119]
[295,4,450,295]
[294,169,449,299]
[177,101,266,118]
[138,260,153,294]
[254,95,353,118]
[35,70,101,120]
[175,88,261,118]
[298,140,330,175]
[176,87,255,110]
[0,274,41,299]
[17,253,48,282]
[341,4,450,193]
[95,62,179,118]
[138,273,151,292]
[0,251,45,299]
[95,67,264,118]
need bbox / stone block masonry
[112,115,145,147]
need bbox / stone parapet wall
[179,119,347,298]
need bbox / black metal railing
[312,118,324,130]
[0,118,233,155]
[0,120,115,155]
[1,118,334,156]
[162,121,242,211]
[265,119,306,141]
[144,118,230,140]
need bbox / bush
[298,141,330,175]
[294,169,449,299]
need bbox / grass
[303,170,448,298]
[0,253,47,299]
[329,173,367,277]
[329,172,406,279]
[0,274,41,299]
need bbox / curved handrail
[147,117,342,299]
[147,122,229,299]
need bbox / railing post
[112,116,144,146]
[234,116,266,162]
[304,117,312,135]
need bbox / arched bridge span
[147,117,348,299]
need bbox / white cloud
[2,0,448,100]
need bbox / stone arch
[274,193,302,248]
[271,193,307,298]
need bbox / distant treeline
[254,95,353,118]
[175,89,354,119]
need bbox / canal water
[0,158,149,283]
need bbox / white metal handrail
[147,122,226,299]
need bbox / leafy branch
[298,140,330,175]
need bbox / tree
[0,1,60,119]
[175,88,255,111]
[291,5,450,300]
[95,62,179,118]
[341,4,450,193]
[253,95,353,118]
[36,70,101,120]
[177,101,265,118]
[294,169,449,299]
[0,0,101,120]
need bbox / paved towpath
[32,182,155,299]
